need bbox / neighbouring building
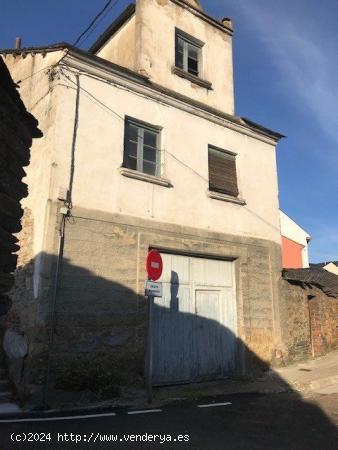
[1,0,285,408]
[281,268,338,361]
[0,59,41,313]
[279,215,338,362]
[311,261,338,276]
[280,210,311,269]
[0,58,41,404]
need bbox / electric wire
[15,54,65,85]
[76,0,122,47]
[73,0,121,47]
[58,65,281,233]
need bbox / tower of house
[90,0,235,114]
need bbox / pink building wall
[282,236,305,269]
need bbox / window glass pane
[126,155,137,171]
[177,37,184,52]
[176,37,184,68]
[124,119,160,176]
[188,44,199,61]
[144,130,158,148]
[188,57,198,76]
[127,123,139,143]
[126,140,137,158]
[144,146,157,164]
[143,161,157,176]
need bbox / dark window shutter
[208,147,239,196]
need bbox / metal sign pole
[145,250,163,405]
[147,293,154,403]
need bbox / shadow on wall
[0,58,42,321]
[2,252,338,446]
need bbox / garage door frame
[149,248,241,385]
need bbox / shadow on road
[0,246,337,448]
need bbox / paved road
[0,392,337,449]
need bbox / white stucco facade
[95,0,234,114]
[1,0,283,299]
[57,57,280,237]
[2,47,282,264]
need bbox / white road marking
[0,412,117,423]
[128,409,162,415]
[197,402,232,408]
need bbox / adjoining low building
[280,211,311,269]
[281,267,338,360]
[1,0,286,408]
[279,212,337,362]
[311,261,338,276]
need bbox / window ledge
[172,66,213,90]
[207,190,246,205]
[119,167,172,187]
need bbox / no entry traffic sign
[146,250,163,281]
[145,250,163,404]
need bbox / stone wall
[308,288,338,356]
[6,208,35,332]
[0,58,41,396]
[20,205,282,407]
[279,280,312,362]
[280,280,338,364]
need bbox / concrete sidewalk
[1,351,337,416]
[156,351,338,403]
[273,350,338,395]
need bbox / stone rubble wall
[0,58,41,396]
[19,206,282,407]
[279,280,338,364]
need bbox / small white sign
[145,281,163,297]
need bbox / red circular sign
[146,250,163,281]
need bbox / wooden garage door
[152,253,237,385]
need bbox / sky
[1,0,337,263]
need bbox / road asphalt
[0,391,337,450]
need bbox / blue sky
[1,0,337,262]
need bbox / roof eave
[89,3,136,54]
[1,43,283,143]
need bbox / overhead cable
[73,0,121,47]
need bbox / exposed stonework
[1,1,283,410]
[308,289,338,356]
[15,208,34,269]
[3,208,37,396]
[19,205,282,407]
[0,59,41,318]
[5,208,35,333]
[279,280,338,364]
[279,280,312,362]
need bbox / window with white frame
[175,28,203,77]
[123,117,161,177]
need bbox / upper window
[123,117,161,177]
[175,29,203,77]
[208,145,239,197]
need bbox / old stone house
[1,0,285,407]
[282,268,338,361]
